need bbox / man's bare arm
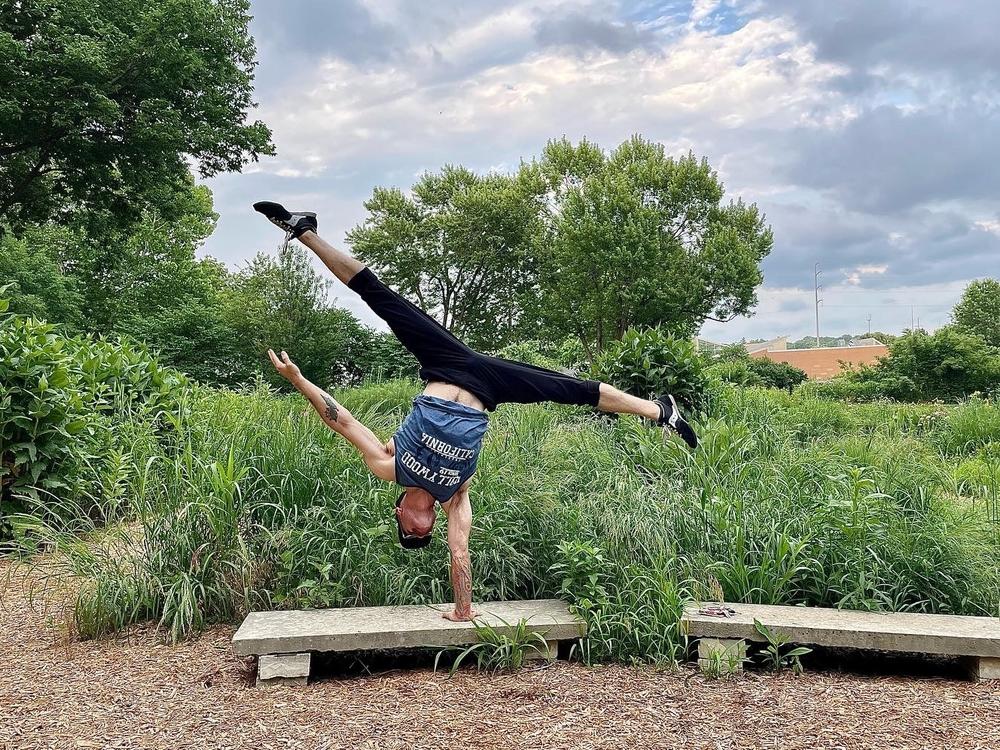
[442,485,476,622]
[268,349,395,481]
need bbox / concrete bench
[682,601,1000,681]
[233,599,585,685]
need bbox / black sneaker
[252,201,317,239]
[654,394,698,450]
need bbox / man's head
[395,488,437,549]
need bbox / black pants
[348,268,601,411]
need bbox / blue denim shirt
[393,395,489,502]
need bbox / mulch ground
[2,563,998,750]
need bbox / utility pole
[866,314,872,337]
[910,306,915,331]
[814,263,822,348]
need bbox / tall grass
[7,381,1000,661]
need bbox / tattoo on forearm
[321,394,339,423]
[451,551,473,615]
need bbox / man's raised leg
[297,229,365,285]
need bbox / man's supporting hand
[442,606,479,622]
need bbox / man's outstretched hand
[268,349,302,383]
[442,608,479,622]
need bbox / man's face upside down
[396,487,438,540]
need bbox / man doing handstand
[254,201,698,622]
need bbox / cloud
[200,0,999,342]
[534,11,657,54]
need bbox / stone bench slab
[233,599,584,657]
[682,602,1000,658]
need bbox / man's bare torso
[422,381,486,412]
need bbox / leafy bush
[1,299,188,536]
[707,347,807,391]
[1,312,98,506]
[706,359,764,387]
[750,358,808,391]
[878,327,1000,401]
[590,327,710,413]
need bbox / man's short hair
[395,491,432,549]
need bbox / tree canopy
[952,278,1000,348]
[0,0,273,229]
[527,136,773,359]
[347,166,541,350]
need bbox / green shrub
[495,337,587,373]
[708,348,807,391]
[590,327,710,413]
[706,359,764,387]
[750,358,808,391]
[11,379,1000,654]
[1,313,99,507]
[1,300,188,537]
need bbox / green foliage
[749,358,808,391]
[0,225,85,329]
[812,328,1000,403]
[707,346,806,391]
[348,166,541,349]
[10,381,1000,655]
[0,0,273,227]
[0,314,96,506]
[590,327,710,413]
[438,617,553,674]
[529,136,773,354]
[952,278,1000,348]
[0,301,187,535]
[494,338,587,373]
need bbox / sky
[200,0,1000,343]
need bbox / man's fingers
[267,349,281,367]
[281,350,290,363]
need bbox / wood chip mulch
[2,563,998,750]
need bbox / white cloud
[976,219,1000,236]
[252,6,845,179]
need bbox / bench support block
[697,638,746,676]
[525,640,559,661]
[257,652,311,687]
[967,656,1000,682]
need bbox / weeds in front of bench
[753,619,812,674]
[434,617,552,675]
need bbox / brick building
[749,344,888,380]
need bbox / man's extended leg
[596,383,660,421]
[472,354,699,448]
[253,200,472,369]
[298,229,364,286]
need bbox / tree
[225,244,378,389]
[870,327,1000,401]
[527,136,773,361]
[65,179,220,333]
[0,0,273,228]
[0,224,85,330]
[347,166,541,349]
[953,278,1000,348]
